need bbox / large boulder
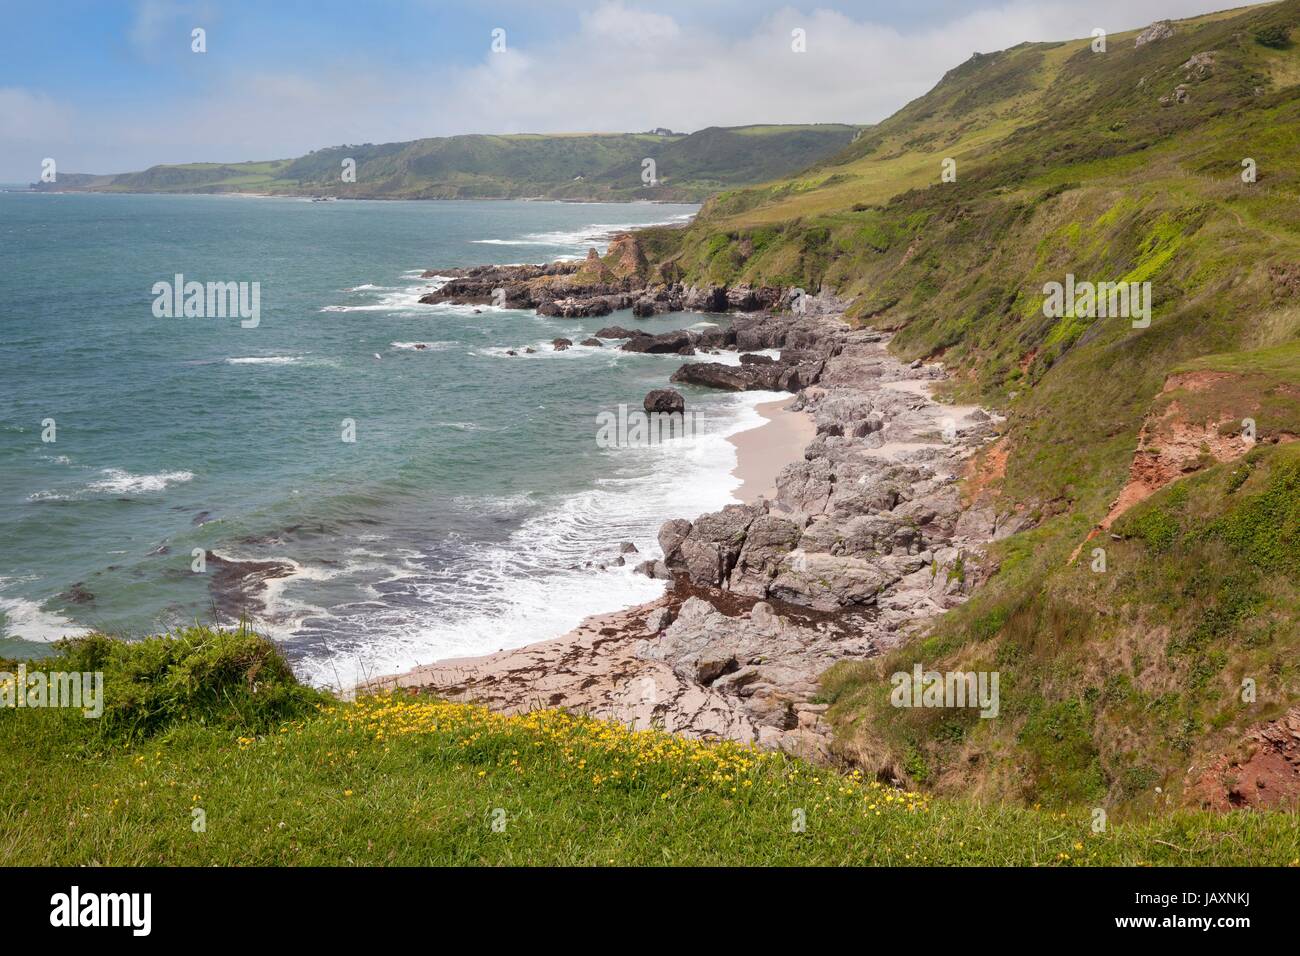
[657,518,694,568]
[670,362,754,391]
[730,515,803,598]
[675,504,759,587]
[768,550,898,610]
[643,388,686,415]
[595,326,647,339]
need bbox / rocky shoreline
[369,274,1009,760]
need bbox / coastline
[367,311,1004,757]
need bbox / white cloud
[0,87,75,142]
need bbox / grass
[2,628,1297,865]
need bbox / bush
[1254,25,1291,49]
[48,626,327,742]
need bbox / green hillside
[32,125,860,202]
[623,1,1300,807]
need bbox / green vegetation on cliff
[625,2,1300,808]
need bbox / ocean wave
[684,348,782,367]
[0,594,90,643]
[471,214,695,254]
[477,339,617,359]
[28,466,195,502]
[390,341,457,352]
[225,356,303,366]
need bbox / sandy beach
[728,398,816,504]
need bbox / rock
[619,541,639,554]
[621,330,694,354]
[1135,20,1174,47]
[1181,51,1216,77]
[581,338,603,347]
[739,353,775,366]
[730,515,803,597]
[676,504,758,587]
[552,338,573,351]
[670,362,753,391]
[644,607,673,634]
[696,655,739,685]
[657,518,693,568]
[595,326,646,339]
[683,286,728,312]
[768,550,898,610]
[634,559,673,580]
[525,347,536,354]
[59,583,95,605]
[643,388,685,416]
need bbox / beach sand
[728,397,816,504]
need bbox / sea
[0,190,784,686]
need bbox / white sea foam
[225,355,303,365]
[684,348,782,367]
[390,341,457,352]
[29,466,195,502]
[471,213,695,255]
[0,585,90,642]
[87,468,194,494]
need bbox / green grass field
[2,629,1297,865]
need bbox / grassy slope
[37,125,860,202]
[626,2,1300,806]
[3,630,1296,865]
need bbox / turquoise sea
[0,191,781,685]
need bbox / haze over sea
[0,192,782,685]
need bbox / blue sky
[0,0,1236,181]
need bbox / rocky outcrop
[621,330,694,354]
[1191,706,1300,811]
[419,255,849,325]
[1135,20,1174,48]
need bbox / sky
[0,0,1248,181]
